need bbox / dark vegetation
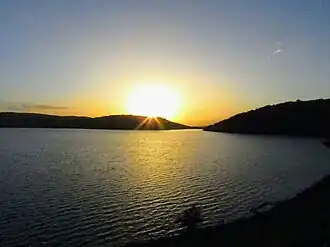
[126,173,330,247]
[176,205,203,230]
[205,99,330,137]
[324,140,330,148]
[0,112,189,130]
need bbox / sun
[127,84,180,119]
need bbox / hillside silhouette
[204,99,330,137]
[0,113,189,130]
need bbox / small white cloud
[267,41,284,60]
[273,48,283,55]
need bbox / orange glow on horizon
[126,84,181,120]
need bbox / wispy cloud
[23,104,70,110]
[268,41,284,60]
[0,102,70,112]
[273,48,283,55]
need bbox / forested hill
[204,99,330,137]
[0,113,190,130]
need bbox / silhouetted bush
[176,205,203,230]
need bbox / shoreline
[125,174,330,247]
[204,128,330,139]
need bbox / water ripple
[1,129,330,246]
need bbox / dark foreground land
[126,174,330,247]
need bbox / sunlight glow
[127,84,180,119]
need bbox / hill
[0,112,190,130]
[204,99,330,137]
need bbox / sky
[0,0,329,126]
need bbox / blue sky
[0,1,329,125]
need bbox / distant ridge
[0,112,190,130]
[204,99,330,137]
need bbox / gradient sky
[0,0,329,125]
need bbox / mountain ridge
[0,112,190,130]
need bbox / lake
[1,128,330,246]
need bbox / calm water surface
[1,129,330,246]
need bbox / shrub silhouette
[176,205,202,230]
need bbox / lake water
[1,128,330,246]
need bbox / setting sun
[127,84,180,119]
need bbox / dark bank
[126,174,330,247]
